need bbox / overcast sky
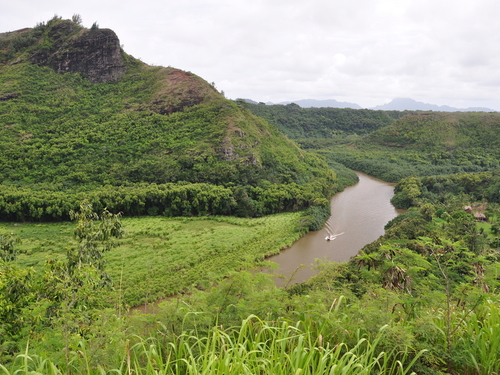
[3,0,500,110]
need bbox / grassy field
[3,213,304,307]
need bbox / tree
[71,14,82,25]
[67,200,124,284]
[43,201,125,366]
[0,233,21,262]
[419,203,435,222]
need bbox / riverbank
[5,213,303,308]
[268,172,402,285]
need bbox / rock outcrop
[31,20,125,83]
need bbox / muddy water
[267,172,403,286]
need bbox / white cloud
[1,0,499,110]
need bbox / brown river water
[132,172,401,313]
[266,172,403,286]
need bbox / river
[267,172,403,286]
[132,172,401,313]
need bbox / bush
[298,202,331,232]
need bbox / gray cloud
[2,0,499,110]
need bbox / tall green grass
[1,315,425,375]
[4,213,303,307]
[462,300,500,375]
[426,299,500,374]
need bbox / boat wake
[325,232,344,241]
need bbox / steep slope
[0,17,336,222]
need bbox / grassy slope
[5,213,302,307]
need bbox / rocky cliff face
[31,20,125,83]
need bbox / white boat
[325,232,344,241]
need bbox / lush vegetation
[2,167,500,374]
[2,16,500,375]
[1,315,426,375]
[239,100,409,140]
[4,212,305,308]
[0,17,338,227]
[391,170,500,210]
[242,103,500,182]
[313,112,500,182]
[0,179,336,223]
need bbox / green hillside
[0,17,338,222]
[333,112,500,181]
[242,101,500,182]
[240,100,408,140]
[361,112,500,151]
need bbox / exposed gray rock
[221,144,239,161]
[31,21,125,83]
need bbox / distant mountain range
[274,98,362,109]
[371,98,495,112]
[240,98,361,109]
[240,97,496,112]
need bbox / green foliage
[1,314,428,375]
[320,113,500,182]
[0,233,21,261]
[0,203,125,361]
[298,203,331,231]
[0,180,335,223]
[0,263,34,357]
[385,209,422,230]
[240,101,406,140]
[462,300,500,375]
[67,201,124,281]
[0,17,338,225]
[392,170,500,209]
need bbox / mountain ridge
[0,17,336,220]
[371,97,495,112]
[241,97,496,112]
[274,98,361,109]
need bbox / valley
[1,16,500,375]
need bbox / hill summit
[0,16,336,222]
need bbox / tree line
[0,181,335,230]
[239,100,411,140]
[392,170,500,209]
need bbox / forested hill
[239,100,412,140]
[0,16,339,223]
[360,112,500,151]
[241,101,500,183]
[326,111,500,182]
